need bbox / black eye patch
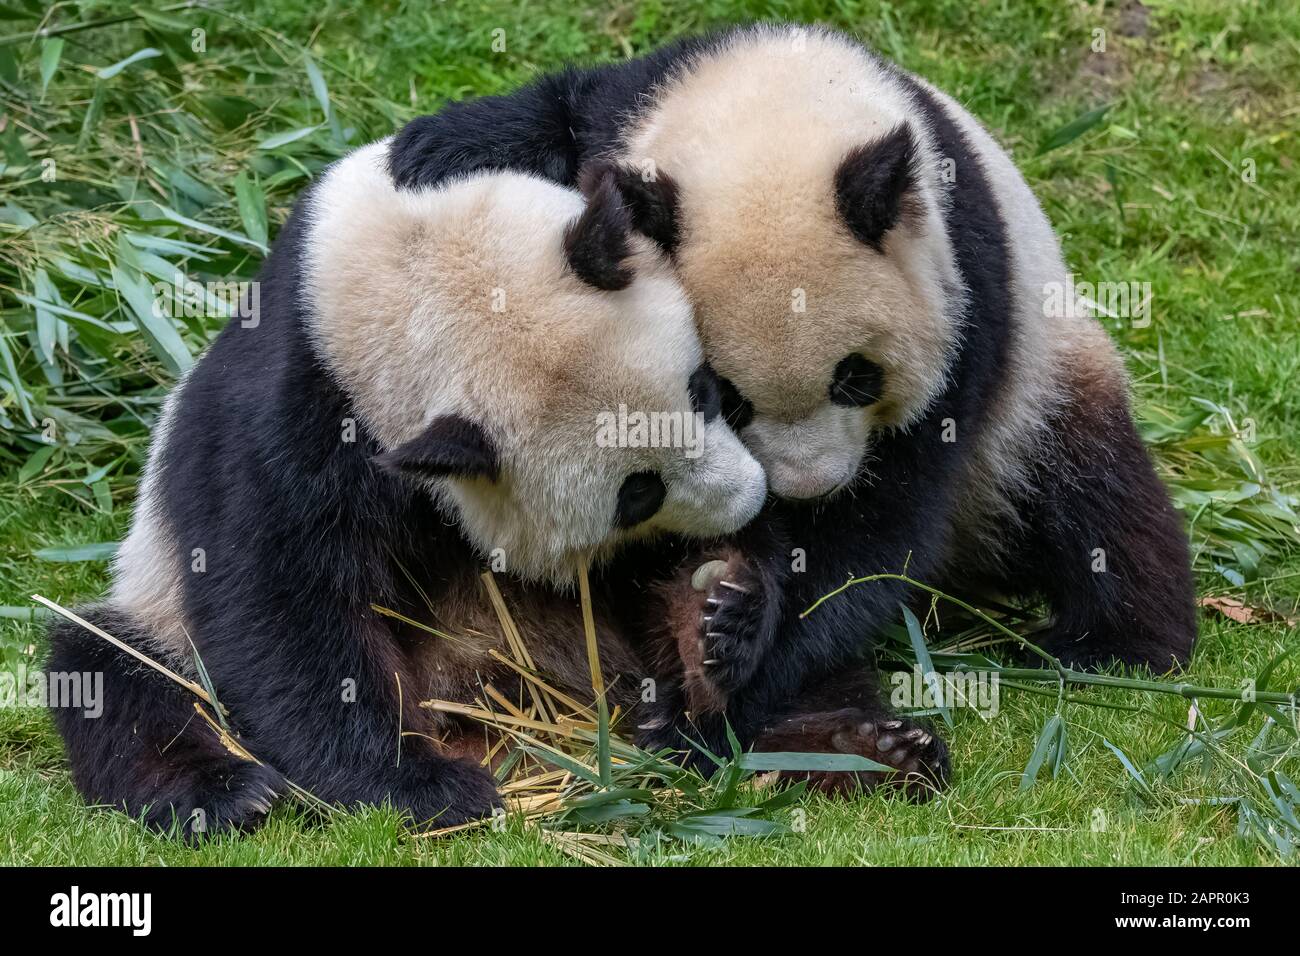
[718,376,754,431]
[687,364,722,422]
[829,354,885,407]
[614,471,667,529]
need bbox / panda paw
[141,761,287,841]
[676,551,778,711]
[756,709,950,802]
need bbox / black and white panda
[50,138,946,838]
[46,143,777,837]
[388,22,1196,772]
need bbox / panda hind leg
[46,606,286,840]
[1005,386,1197,672]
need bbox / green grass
[3,0,1299,865]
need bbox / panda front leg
[1008,388,1197,672]
[216,605,502,831]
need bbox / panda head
[304,143,766,584]
[606,26,966,501]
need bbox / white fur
[109,375,194,665]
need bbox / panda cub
[46,142,769,836]
[388,22,1196,775]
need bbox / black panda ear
[372,415,500,481]
[565,168,635,291]
[600,162,681,255]
[834,125,919,251]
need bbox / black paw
[402,755,503,830]
[682,553,779,708]
[141,760,286,841]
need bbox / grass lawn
[2,0,1298,866]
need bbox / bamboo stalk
[32,593,216,707]
[486,648,594,718]
[479,571,554,723]
[806,574,1299,708]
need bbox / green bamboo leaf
[97,47,163,80]
[33,541,118,562]
[234,171,269,247]
[0,329,35,426]
[738,751,894,773]
[39,37,63,94]
[18,444,57,483]
[1037,104,1112,155]
[565,788,656,808]
[304,53,331,121]
[1019,713,1064,792]
[32,267,59,365]
[110,263,193,374]
[595,695,612,788]
[142,201,266,253]
[565,800,650,824]
[77,81,105,148]
[133,5,190,31]
[1102,737,1155,800]
[902,604,953,728]
[256,125,320,151]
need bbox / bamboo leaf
[234,171,269,247]
[902,604,953,728]
[97,47,162,80]
[1020,713,1063,792]
[256,125,320,151]
[738,751,894,773]
[1037,104,1112,155]
[33,541,118,562]
[38,36,63,94]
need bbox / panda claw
[717,580,749,594]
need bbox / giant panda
[387,22,1196,773]
[45,143,775,837]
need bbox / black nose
[829,353,884,407]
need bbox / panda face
[615,25,965,501]
[305,144,765,584]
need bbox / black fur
[833,125,919,251]
[607,164,682,255]
[372,414,500,480]
[565,167,635,290]
[47,606,287,839]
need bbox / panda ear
[834,125,919,251]
[565,168,635,291]
[372,415,500,481]
[600,162,680,255]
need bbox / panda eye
[717,376,754,431]
[687,364,722,422]
[829,353,885,407]
[614,470,667,528]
